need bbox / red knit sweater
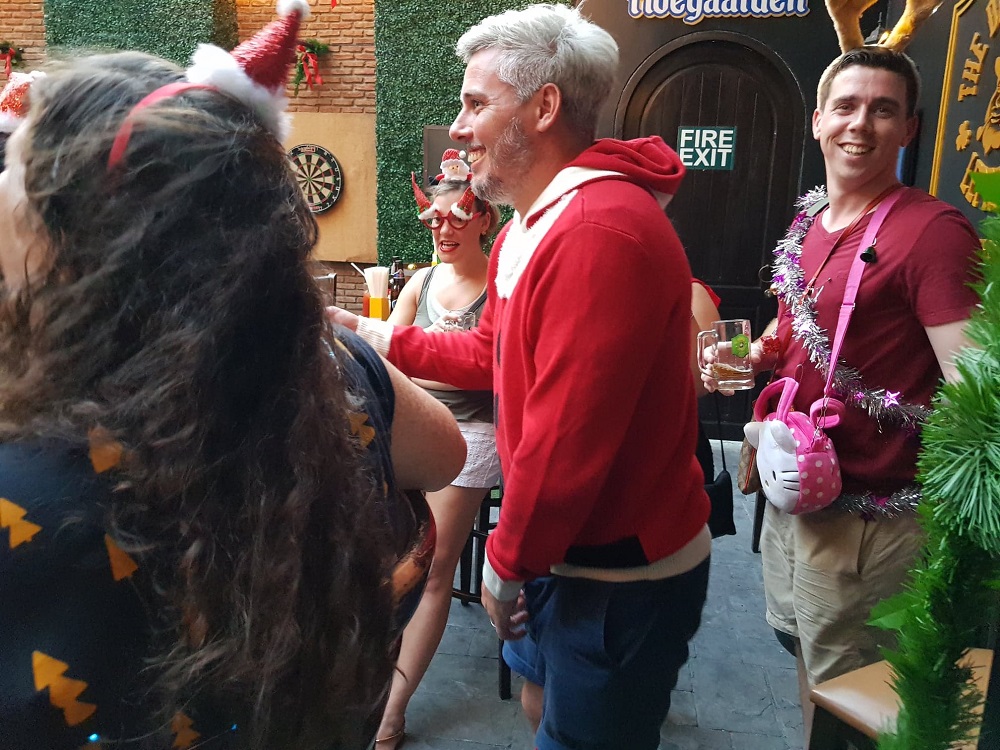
[387,138,710,586]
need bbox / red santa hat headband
[0,71,44,134]
[107,0,310,172]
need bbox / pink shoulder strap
[823,187,904,398]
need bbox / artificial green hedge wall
[45,0,237,66]
[374,0,568,265]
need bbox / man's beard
[471,117,533,208]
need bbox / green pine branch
[874,222,1000,749]
[292,40,329,96]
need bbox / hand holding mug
[697,319,754,391]
[699,343,734,396]
[439,310,477,332]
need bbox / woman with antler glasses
[373,157,501,748]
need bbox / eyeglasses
[420,211,484,230]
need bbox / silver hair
[455,3,619,139]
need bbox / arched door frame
[611,30,809,439]
[613,29,807,150]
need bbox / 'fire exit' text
[677,127,737,171]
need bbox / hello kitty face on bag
[745,377,844,515]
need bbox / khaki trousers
[761,501,924,685]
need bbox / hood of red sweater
[566,136,685,197]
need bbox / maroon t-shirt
[775,187,979,494]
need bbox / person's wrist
[750,337,779,374]
[759,333,781,356]
[355,316,393,356]
[482,555,523,602]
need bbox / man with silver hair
[332,5,710,747]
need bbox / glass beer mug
[697,319,754,390]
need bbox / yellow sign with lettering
[930,0,1000,212]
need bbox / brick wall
[235,0,375,115]
[321,261,369,313]
[319,261,432,314]
[5,1,375,112]
[5,1,373,310]
[2,0,46,69]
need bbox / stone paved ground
[400,441,802,749]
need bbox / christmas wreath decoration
[1,42,23,78]
[871,218,1000,749]
[293,39,329,94]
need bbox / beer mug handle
[697,330,718,370]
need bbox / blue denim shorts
[503,558,710,750]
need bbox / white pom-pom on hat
[277,0,311,18]
[185,0,311,141]
[187,44,291,139]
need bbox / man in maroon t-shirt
[706,47,979,739]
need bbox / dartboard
[288,144,344,213]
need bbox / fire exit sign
[677,127,737,171]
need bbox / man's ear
[534,83,562,134]
[902,114,918,147]
[812,107,823,141]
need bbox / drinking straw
[363,266,389,298]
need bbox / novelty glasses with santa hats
[411,149,488,230]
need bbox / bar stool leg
[457,531,474,604]
[498,639,512,700]
[751,491,766,553]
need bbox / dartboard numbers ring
[289,144,344,213]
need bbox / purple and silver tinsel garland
[771,188,925,516]
[834,486,922,518]
[772,188,931,432]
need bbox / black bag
[706,395,736,539]
[706,468,736,538]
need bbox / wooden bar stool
[451,486,500,605]
[809,648,994,749]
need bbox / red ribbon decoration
[2,49,14,79]
[296,44,323,89]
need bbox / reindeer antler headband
[827,0,943,53]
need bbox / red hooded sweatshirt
[379,137,710,595]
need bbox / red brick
[10,1,372,115]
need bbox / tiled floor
[401,441,802,749]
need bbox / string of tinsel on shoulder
[771,186,931,431]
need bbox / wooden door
[618,32,805,438]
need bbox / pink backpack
[744,378,844,514]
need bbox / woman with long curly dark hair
[0,48,464,750]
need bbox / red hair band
[106,81,216,173]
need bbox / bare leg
[797,642,815,749]
[521,680,544,734]
[375,484,487,748]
